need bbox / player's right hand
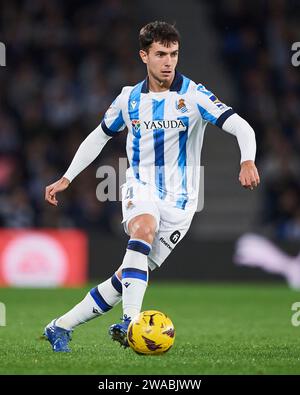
[45,177,70,206]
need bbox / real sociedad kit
[101,71,235,269]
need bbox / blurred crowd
[1,0,300,240]
[209,0,300,240]
[0,0,143,233]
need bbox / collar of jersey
[141,70,183,93]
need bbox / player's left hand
[239,160,260,190]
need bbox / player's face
[140,41,179,85]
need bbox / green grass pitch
[0,282,300,375]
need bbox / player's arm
[195,84,260,190]
[45,124,111,206]
[45,93,126,206]
[222,114,260,190]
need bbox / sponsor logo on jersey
[170,230,181,244]
[144,119,186,130]
[176,98,188,113]
[159,237,173,251]
[209,94,227,110]
[131,119,141,131]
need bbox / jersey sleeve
[195,84,235,128]
[101,91,126,137]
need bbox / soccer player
[44,21,260,352]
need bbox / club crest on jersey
[176,98,188,113]
[131,119,140,131]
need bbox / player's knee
[132,224,155,244]
[129,216,156,244]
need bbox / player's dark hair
[139,21,180,52]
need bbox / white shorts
[121,179,196,271]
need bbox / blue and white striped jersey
[101,71,235,210]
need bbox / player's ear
[139,50,148,64]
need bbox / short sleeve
[101,92,126,137]
[195,84,235,128]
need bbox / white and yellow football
[127,310,175,355]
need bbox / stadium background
[0,0,300,376]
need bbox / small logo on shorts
[159,237,173,251]
[170,231,181,244]
[124,282,131,288]
[126,200,134,209]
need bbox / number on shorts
[125,186,133,200]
